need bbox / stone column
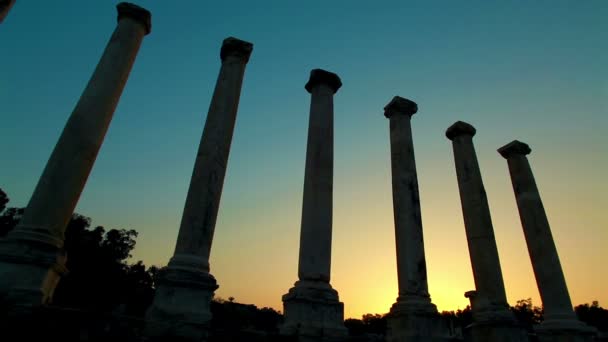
[384,97,454,342]
[446,122,525,341]
[0,0,15,23]
[0,2,150,306]
[498,140,596,342]
[145,37,253,341]
[281,69,347,340]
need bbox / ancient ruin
[281,69,348,340]
[0,2,150,307]
[446,121,526,341]
[144,36,253,341]
[0,3,600,342]
[499,141,597,342]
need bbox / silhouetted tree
[210,298,282,334]
[511,298,543,332]
[345,313,387,337]
[53,215,154,314]
[0,189,157,315]
[0,188,7,212]
[0,188,23,237]
[0,207,23,237]
[440,306,473,330]
[344,318,366,336]
[575,301,608,332]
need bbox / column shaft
[171,42,251,272]
[390,115,429,298]
[281,69,346,339]
[502,150,574,319]
[0,2,150,305]
[384,97,433,308]
[9,10,149,247]
[145,37,253,342]
[447,122,508,310]
[298,83,334,282]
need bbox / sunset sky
[1,1,606,319]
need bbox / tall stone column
[145,37,253,341]
[384,97,453,342]
[0,0,15,23]
[0,2,150,306]
[446,122,525,341]
[281,69,347,340]
[498,140,596,342]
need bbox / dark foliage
[575,301,608,332]
[211,297,283,334]
[0,188,157,316]
[440,305,473,329]
[0,188,7,212]
[345,313,387,337]
[510,298,544,332]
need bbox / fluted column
[0,2,150,306]
[281,69,347,339]
[498,141,595,341]
[384,96,436,314]
[0,0,15,24]
[145,37,253,342]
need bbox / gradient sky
[1,1,607,319]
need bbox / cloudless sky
[1,1,607,319]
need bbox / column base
[535,317,598,342]
[281,280,347,341]
[387,296,460,342]
[144,266,218,342]
[0,236,67,307]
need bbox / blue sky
[1,1,606,317]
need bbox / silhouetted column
[145,37,253,342]
[447,122,525,341]
[0,0,15,23]
[281,69,347,339]
[297,69,341,283]
[446,121,511,314]
[0,2,150,306]
[384,96,436,314]
[384,97,457,342]
[499,140,595,341]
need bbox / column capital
[117,2,151,35]
[220,37,253,63]
[305,69,342,94]
[383,96,417,119]
[498,140,531,159]
[446,121,476,140]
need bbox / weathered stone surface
[384,97,456,340]
[499,140,596,341]
[145,36,253,341]
[464,291,528,342]
[447,121,524,341]
[0,2,149,306]
[384,96,436,314]
[282,69,346,340]
[282,281,347,340]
